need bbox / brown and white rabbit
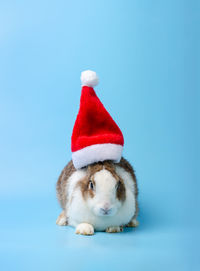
[56,157,139,235]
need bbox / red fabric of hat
[71,70,124,169]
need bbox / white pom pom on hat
[80,70,99,87]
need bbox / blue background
[0,0,199,270]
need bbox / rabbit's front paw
[75,223,94,235]
[106,226,123,233]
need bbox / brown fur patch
[116,177,126,201]
[76,176,95,200]
[126,219,139,227]
[116,157,139,220]
[56,160,76,209]
[87,163,104,176]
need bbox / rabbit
[56,157,139,235]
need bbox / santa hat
[71,70,124,169]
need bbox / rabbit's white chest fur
[65,166,136,231]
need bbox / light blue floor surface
[0,196,199,271]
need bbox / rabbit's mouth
[94,206,117,217]
[99,207,113,216]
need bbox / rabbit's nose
[103,202,110,209]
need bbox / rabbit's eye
[89,180,94,190]
[116,181,121,190]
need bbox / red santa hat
[71,70,124,169]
